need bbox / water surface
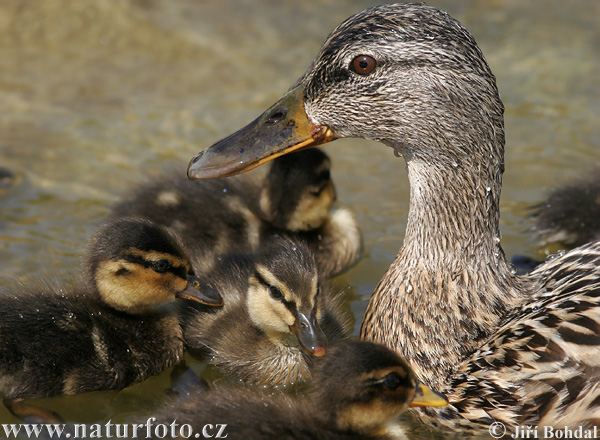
[0,1,598,438]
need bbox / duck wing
[417,241,600,432]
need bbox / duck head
[88,218,223,313]
[260,149,336,231]
[312,340,447,435]
[246,238,327,357]
[188,3,504,179]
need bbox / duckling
[183,237,352,387]
[512,171,600,274]
[530,170,600,248]
[0,218,222,419]
[261,149,363,277]
[147,340,447,440]
[110,149,361,278]
[186,2,600,432]
[0,167,15,190]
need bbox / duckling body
[147,340,447,440]
[111,149,361,278]
[531,170,600,248]
[186,2,600,432]
[0,218,221,401]
[183,238,351,387]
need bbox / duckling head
[260,149,336,231]
[246,238,327,356]
[87,219,222,313]
[188,3,503,178]
[313,340,447,435]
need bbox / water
[0,0,598,437]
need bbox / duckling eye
[152,259,171,273]
[350,55,377,75]
[309,185,325,197]
[383,373,402,390]
[269,285,283,300]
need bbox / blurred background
[0,0,598,436]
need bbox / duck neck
[403,154,505,268]
[363,141,531,390]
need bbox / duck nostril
[264,107,287,125]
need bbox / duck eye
[383,373,402,390]
[269,285,283,300]
[350,55,377,75]
[153,259,170,273]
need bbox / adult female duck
[186,2,600,431]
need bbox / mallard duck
[185,2,600,432]
[0,218,222,420]
[183,237,352,387]
[110,148,361,278]
[530,170,600,249]
[147,340,447,440]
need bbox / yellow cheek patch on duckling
[337,400,411,435]
[247,267,297,336]
[95,260,187,313]
[286,181,336,231]
[336,368,415,433]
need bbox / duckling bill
[0,218,221,410]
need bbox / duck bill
[290,311,327,357]
[188,85,336,179]
[178,276,223,306]
[408,382,448,408]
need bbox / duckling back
[182,238,352,387]
[0,280,179,399]
[109,149,361,277]
[110,172,262,269]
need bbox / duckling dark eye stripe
[121,255,186,279]
[254,271,296,313]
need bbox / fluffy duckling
[147,340,447,440]
[110,149,361,278]
[512,171,600,274]
[530,170,600,248]
[183,237,352,387]
[0,218,222,415]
